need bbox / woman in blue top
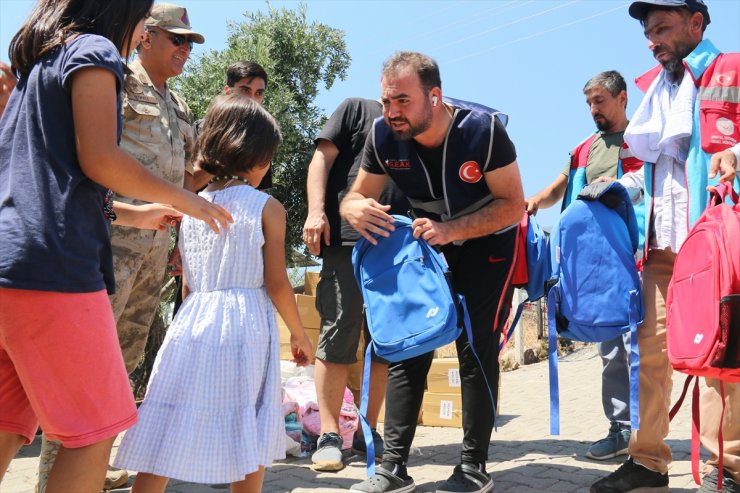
[0,1,232,492]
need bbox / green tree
[176,4,350,259]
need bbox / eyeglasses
[166,33,193,50]
[148,28,193,50]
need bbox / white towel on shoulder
[624,70,696,163]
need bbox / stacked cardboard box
[421,357,500,428]
[422,358,463,427]
[304,271,320,296]
[278,292,321,363]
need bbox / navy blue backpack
[547,181,643,435]
[352,215,495,474]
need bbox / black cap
[629,0,710,26]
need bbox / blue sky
[2,0,739,227]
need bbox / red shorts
[0,288,137,448]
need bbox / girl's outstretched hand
[291,331,314,367]
[112,202,182,231]
[173,190,233,233]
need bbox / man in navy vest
[341,51,524,493]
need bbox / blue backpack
[352,215,464,362]
[547,181,643,435]
[352,215,494,474]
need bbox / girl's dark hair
[9,0,153,77]
[195,94,282,177]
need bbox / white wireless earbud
[432,96,438,106]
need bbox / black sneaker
[698,468,740,493]
[352,428,384,459]
[349,463,415,493]
[311,432,344,471]
[436,463,493,493]
[590,458,669,493]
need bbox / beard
[660,53,684,76]
[655,39,695,77]
[594,114,612,132]
[389,105,433,141]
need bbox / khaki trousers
[629,248,740,481]
[701,379,740,482]
[628,248,675,473]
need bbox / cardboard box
[434,341,458,358]
[421,379,501,427]
[280,341,293,361]
[295,294,321,329]
[426,358,462,393]
[421,392,463,428]
[280,327,320,362]
[277,314,291,343]
[277,294,321,333]
[304,271,320,296]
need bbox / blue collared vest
[635,39,740,259]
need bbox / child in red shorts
[0,1,231,491]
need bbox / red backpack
[666,182,740,487]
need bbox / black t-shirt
[361,112,517,204]
[318,98,409,245]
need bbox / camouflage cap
[145,3,205,44]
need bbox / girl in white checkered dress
[114,95,314,492]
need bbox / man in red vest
[590,1,740,492]
[527,70,643,463]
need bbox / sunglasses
[167,33,193,50]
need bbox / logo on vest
[693,333,704,344]
[717,117,735,136]
[715,73,735,86]
[426,307,439,318]
[386,159,411,169]
[459,161,482,183]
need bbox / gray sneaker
[349,464,415,493]
[311,432,344,471]
[586,422,630,461]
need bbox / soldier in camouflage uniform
[36,4,205,491]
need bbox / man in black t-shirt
[341,52,524,493]
[191,60,270,191]
[303,98,409,471]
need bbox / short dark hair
[382,51,441,93]
[194,94,282,177]
[226,60,268,88]
[9,0,153,77]
[583,70,627,98]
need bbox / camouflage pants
[110,226,170,374]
